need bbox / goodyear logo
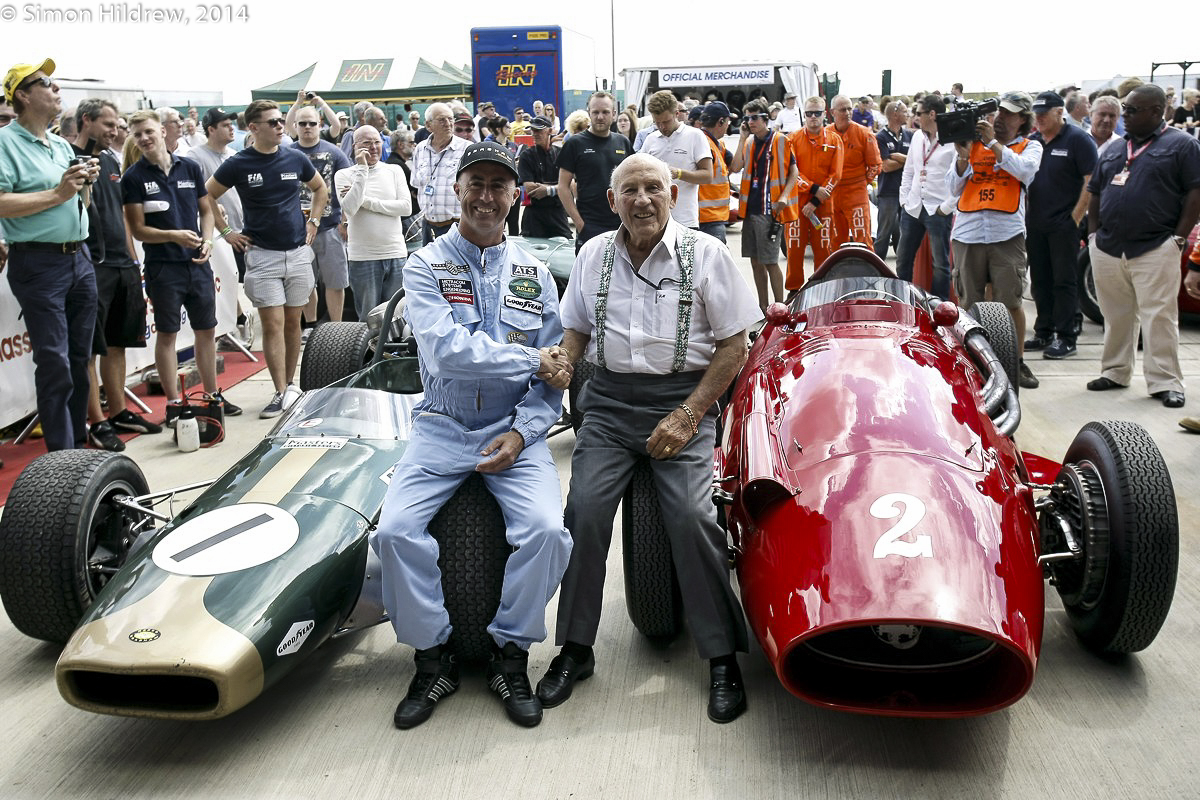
[496,64,536,88]
[129,628,161,643]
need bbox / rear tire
[299,322,372,391]
[0,451,149,644]
[969,301,1020,394]
[621,459,683,641]
[1051,421,1178,653]
[429,473,512,662]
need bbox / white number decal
[871,493,933,559]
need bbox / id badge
[424,184,435,196]
[1111,171,1129,186]
[751,178,759,189]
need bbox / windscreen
[791,276,929,315]
[270,388,414,440]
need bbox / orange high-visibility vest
[698,130,731,224]
[957,139,1032,214]
[738,131,799,222]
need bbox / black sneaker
[394,646,459,730]
[1024,335,1051,351]
[109,409,164,434]
[1018,360,1040,390]
[210,390,242,417]
[260,391,286,419]
[488,642,542,727]
[88,421,125,452]
[1042,337,1077,360]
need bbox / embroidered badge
[509,278,541,299]
[440,278,475,304]
[506,332,529,344]
[512,265,538,278]
[432,262,470,275]
[503,295,543,314]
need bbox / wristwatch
[1173,235,1188,249]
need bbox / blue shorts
[144,260,218,333]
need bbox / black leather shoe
[1024,335,1051,351]
[488,643,542,727]
[1087,376,1126,391]
[536,650,596,708]
[1152,390,1185,408]
[1018,360,1040,390]
[394,647,459,729]
[708,663,747,723]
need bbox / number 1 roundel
[152,503,300,576]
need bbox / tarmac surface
[1,230,1198,799]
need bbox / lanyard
[751,131,773,182]
[1125,134,1157,169]
[922,134,940,166]
[426,144,452,178]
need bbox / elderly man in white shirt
[537,154,760,725]
[335,125,413,319]
[895,93,960,299]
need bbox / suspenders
[594,228,697,373]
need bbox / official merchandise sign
[0,240,239,429]
[657,66,775,87]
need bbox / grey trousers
[555,368,749,659]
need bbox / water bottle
[176,415,200,452]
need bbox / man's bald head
[353,124,383,165]
[1128,84,1166,109]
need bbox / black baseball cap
[1032,91,1065,112]
[529,114,553,130]
[456,141,519,181]
[202,107,237,131]
[701,101,731,123]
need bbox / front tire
[1050,421,1178,653]
[969,301,1020,394]
[0,451,149,644]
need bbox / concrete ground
[1,229,1197,799]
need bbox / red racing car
[622,245,1179,718]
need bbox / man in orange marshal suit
[826,94,882,251]
[783,96,843,289]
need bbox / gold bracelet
[677,402,699,435]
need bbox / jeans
[698,220,728,243]
[896,207,953,300]
[348,257,406,321]
[873,195,901,258]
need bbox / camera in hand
[936,98,999,145]
[69,155,97,184]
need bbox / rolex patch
[506,332,529,344]
[432,262,470,275]
[503,295,543,314]
[509,277,541,299]
[439,278,474,304]
[512,264,538,278]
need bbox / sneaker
[109,409,163,435]
[211,390,242,417]
[487,642,542,727]
[300,328,312,346]
[260,391,287,419]
[1043,337,1077,360]
[88,421,125,452]
[164,400,187,429]
[282,383,302,409]
[1024,335,1051,351]
[394,646,459,729]
[1018,360,1040,390]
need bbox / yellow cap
[4,58,56,105]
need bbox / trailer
[470,25,598,119]
[620,61,820,115]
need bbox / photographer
[0,59,99,452]
[948,91,1043,389]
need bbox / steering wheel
[834,288,905,304]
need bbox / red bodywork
[720,250,1054,717]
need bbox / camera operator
[0,59,99,452]
[948,91,1043,390]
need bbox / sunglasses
[454,125,475,132]
[296,120,320,127]
[745,113,769,121]
[805,110,826,117]
[18,75,54,92]
[1121,104,1147,114]
[253,117,285,128]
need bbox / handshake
[537,345,574,390]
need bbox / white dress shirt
[898,129,959,218]
[561,219,762,374]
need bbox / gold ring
[665,447,672,453]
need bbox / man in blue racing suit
[370,141,574,730]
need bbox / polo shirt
[639,123,711,227]
[1027,123,1097,231]
[1088,124,1200,259]
[213,146,316,251]
[557,129,631,231]
[121,154,208,262]
[875,126,912,198]
[0,121,88,243]
[72,144,134,267]
[293,139,351,229]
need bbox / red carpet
[0,352,266,508]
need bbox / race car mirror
[932,301,959,329]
